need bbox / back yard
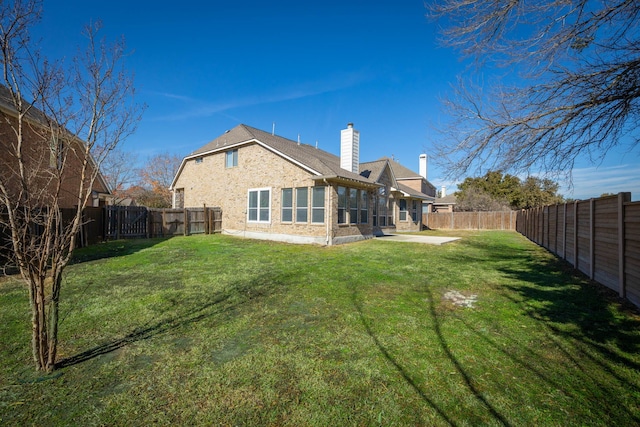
[1,231,639,426]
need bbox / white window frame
[281,188,293,222]
[399,199,408,222]
[311,186,325,224]
[295,187,309,223]
[247,187,271,223]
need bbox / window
[378,188,387,226]
[248,188,270,223]
[312,186,325,223]
[174,189,184,208]
[337,186,347,224]
[360,191,368,224]
[226,149,238,168]
[349,189,358,224]
[399,199,408,221]
[373,195,378,226]
[195,157,203,164]
[49,137,63,170]
[411,200,418,221]
[296,187,308,222]
[282,188,293,222]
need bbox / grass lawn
[1,231,639,426]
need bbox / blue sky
[34,0,639,200]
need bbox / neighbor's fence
[423,211,516,230]
[147,207,222,238]
[516,192,640,308]
[1,206,222,267]
[107,206,222,239]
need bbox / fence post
[618,192,630,298]
[590,198,595,280]
[573,200,579,268]
[184,208,189,236]
[562,203,567,260]
[203,204,209,235]
[116,206,121,240]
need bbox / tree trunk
[46,274,62,372]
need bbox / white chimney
[419,154,428,179]
[340,123,359,173]
[441,186,446,198]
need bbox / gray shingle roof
[396,182,432,199]
[189,124,378,186]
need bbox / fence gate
[105,206,148,239]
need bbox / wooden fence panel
[83,207,105,246]
[105,206,148,239]
[565,203,575,262]
[593,197,620,291]
[188,208,206,234]
[576,201,591,277]
[548,205,557,255]
[625,201,640,307]
[423,211,516,230]
[151,208,185,237]
[517,192,638,309]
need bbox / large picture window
[311,186,325,223]
[296,187,308,223]
[281,188,293,222]
[248,188,270,223]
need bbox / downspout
[323,179,331,245]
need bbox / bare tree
[0,0,143,372]
[138,152,182,208]
[428,0,640,178]
[101,147,140,204]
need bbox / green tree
[455,171,564,210]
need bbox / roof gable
[173,124,378,189]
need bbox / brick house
[0,85,111,209]
[170,123,434,244]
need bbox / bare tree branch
[0,0,143,372]
[428,0,640,179]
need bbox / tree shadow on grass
[445,236,640,423]
[349,285,460,426]
[351,283,515,426]
[56,270,282,370]
[450,236,640,358]
[69,237,173,265]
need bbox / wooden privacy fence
[147,207,222,237]
[423,211,516,230]
[516,192,640,308]
[108,206,223,239]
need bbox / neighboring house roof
[172,124,380,189]
[359,158,395,183]
[360,157,434,200]
[378,157,422,180]
[396,182,432,200]
[435,194,457,205]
